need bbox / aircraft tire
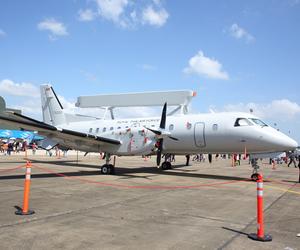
[161,162,172,170]
[166,162,172,169]
[101,165,111,175]
[251,173,259,181]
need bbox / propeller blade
[156,139,163,166]
[159,102,167,129]
[168,136,179,141]
[144,127,161,135]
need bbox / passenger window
[110,127,114,131]
[102,127,106,132]
[169,124,174,131]
[96,128,99,133]
[234,118,252,127]
[212,124,218,131]
[89,128,93,133]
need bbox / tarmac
[0,152,300,250]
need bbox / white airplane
[0,85,298,179]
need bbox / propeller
[145,102,178,166]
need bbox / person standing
[288,151,297,168]
[208,153,212,164]
[32,143,37,155]
[185,154,190,166]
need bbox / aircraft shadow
[0,170,101,180]
[115,166,251,181]
[29,159,100,169]
[0,163,251,182]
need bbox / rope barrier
[31,164,248,190]
[28,164,300,192]
[0,162,298,192]
[0,165,25,173]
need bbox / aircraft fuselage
[58,112,298,155]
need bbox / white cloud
[80,0,169,28]
[183,51,229,80]
[223,99,300,120]
[0,79,39,98]
[12,100,42,117]
[96,0,128,23]
[78,9,97,22]
[0,29,6,37]
[38,18,68,39]
[229,23,254,43]
[142,5,169,27]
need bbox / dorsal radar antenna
[75,90,197,119]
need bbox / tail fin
[40,84,66,126]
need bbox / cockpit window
[249,118,268,127]
[234,118,253,127]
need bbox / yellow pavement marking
[265,184,300,195]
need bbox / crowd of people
[0,139,38,156]
[159,151,300,169]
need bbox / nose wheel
[251,173,259,181]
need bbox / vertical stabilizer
[40,84,66,126]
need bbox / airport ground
[0,151,300,250]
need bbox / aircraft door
[194,122,206,147]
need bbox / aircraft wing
[0,112,121,147]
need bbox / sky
[0,0,300,143]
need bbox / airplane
[0,84,298,180]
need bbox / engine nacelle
[114,127,156,156]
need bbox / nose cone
[268,130,298,151]
[278,136,298,151]
[255,127,298,152]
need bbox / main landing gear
[101,153,115,175]
[250,158,260,181]
[160,161,172,170]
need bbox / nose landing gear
[250,158,260,181]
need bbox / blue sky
[0,0,300,143]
